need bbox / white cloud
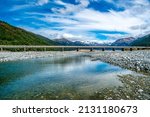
[62,33,82,39]
[10,4,33,11]
[36,0,49,6]
[101,33,130,39]
[52,0,89,14]
[77,0,90,7]
[10,0,49,11]
[22,0,150,43]
[41,15,79,25]
[49,8,144,37]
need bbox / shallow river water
[0,54,144,99]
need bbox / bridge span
[0,45,150,52]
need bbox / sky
[0,0,150,43]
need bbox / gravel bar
[92,50,150,74]
[0,51,90,62]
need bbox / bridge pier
[90,48,93,52]
[122,48,125,51]
[24,47,26,51]
[77,48,79,52]
[1,47,3,51]
[102,48,105,51]
[62,47,64,51]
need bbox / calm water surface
[0,55,137,99]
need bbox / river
[0,54,143,99]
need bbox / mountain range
[0,20,150,46]
[54,38,110,46]
[131,34,150,46]
[111,34,150,46]
[111,37,136,46]
[0,20,57,45]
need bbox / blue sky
[0,0,150,43]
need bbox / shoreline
[0,50,150,74]
[92,50,150,74]
[0,51,92,62]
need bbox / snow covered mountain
[54,38,110,46]
[111,37,136,46]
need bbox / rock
[138,89,143,93]
[92,50,150,74]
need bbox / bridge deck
[0,45,150,51]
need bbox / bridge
[0,45,150,52]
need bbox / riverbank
[89,74,150,100]
[92,50,150,74]
[0,51,91,62]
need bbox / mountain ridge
[131,34,150,46]
[54,38,110,46]
[111,37,136,46]
[0,20,57,45]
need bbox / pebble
[0,51,90,62]
[92,50,150,74]
[138,89,143,93]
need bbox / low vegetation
[131,34,150,46]
[0,20,57,45]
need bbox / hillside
[111,37,135,46]
[131,34,150,46]
[0,20,57,45]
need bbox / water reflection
[0,55,136,99]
